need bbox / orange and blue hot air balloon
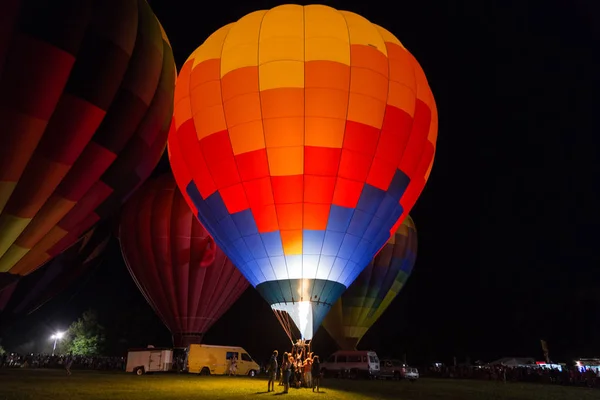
[0,0,175,289]
[168,4,437,341]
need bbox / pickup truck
[379,359,419,382]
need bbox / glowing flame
[271,301,315,340]
[298,301,310,339]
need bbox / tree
[0,345,5,356]
[63,309,105,356]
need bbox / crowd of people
[0,353,126,371]
[266,339,322,393]
[428,364,600,388]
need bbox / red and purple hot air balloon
[119,174,249,347]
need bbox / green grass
[0,369,596,400]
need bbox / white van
[320,350,380,379]
[187,344,260,376]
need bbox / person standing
[65,355,73,376]
[282,352,292,394]
[304,353,313,388]
[312,355,321,392]
[267,350,278,392]
[294,355,302,388]
[228,354,238,376]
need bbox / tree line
[59,309,106,356]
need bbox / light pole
[50,331,65,356]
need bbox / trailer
[126,347,173,375]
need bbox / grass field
[0,369,597,400]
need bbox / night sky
[2,0,598,366]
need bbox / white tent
[488,357,535,367]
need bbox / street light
[50,331,65,356]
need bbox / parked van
[320,350,380,379]
[187,344,260,376]
[126,348,173,375]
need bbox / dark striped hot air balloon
[0,0,176,290]
[321,215,417,350]
[168,4,437,342]
[119,174,250,347]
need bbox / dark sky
[2,0,599,365]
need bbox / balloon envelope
[321,215,417,350]
[0,0,175,288]
[119,174,249,347]
[0,224,110,328]
[168,4,437,340]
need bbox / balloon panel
[168,4,437,339]
[0,0,175,283]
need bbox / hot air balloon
[119,174,249,347]
[321,215,417,350]
[0,224,110,329]
[168,4,437,342]
[0,0,176,289]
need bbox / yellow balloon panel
[190,25,233,69]
[339,11,387,56]
[259,61,304,91]
[259,7,304,63]
[305,6,350,64]
[220,11,266,76]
